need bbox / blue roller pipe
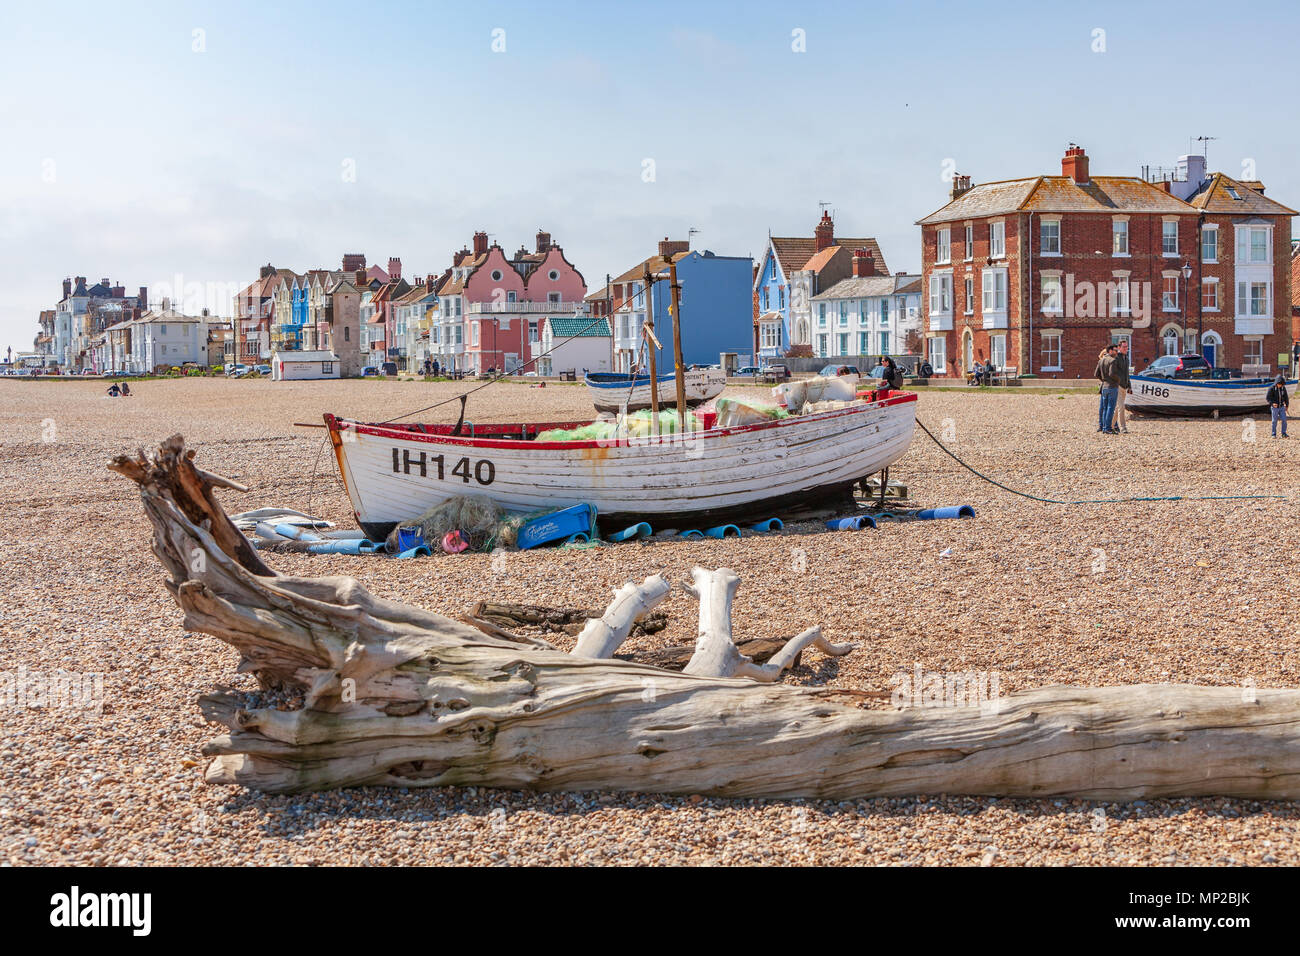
[826,515,877,531]
[749,518,783,533]
[679,529,705,539]
[274,523,323,542]
[566,532,590,544]
[395,545,432,559]
[608,522,652,542]
[874,512,900,522]
[705,524,740,539]
[306,539,381,555]
[916,505,976,520]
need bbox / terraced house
[431,230,588,375]
[917,144,1296,380]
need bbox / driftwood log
[109,437,1300,799]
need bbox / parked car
[80,368,97,375]
[380,361,399,376]
[735,366,761,377]
[226,363,250,378]
[761,364,792,380]
[255,364,273,376]
[361,366,379,377]
[1141,354,1212,379]
[818,364,861,377]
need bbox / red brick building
[917,145,1296,379]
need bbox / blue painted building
[607,239,754,371]
[650,248,754,368]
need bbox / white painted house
[537,315,612,376]
[271,349,342,381]
[125,305,212,373]
[809,274,923,360]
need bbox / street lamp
[1181,260,1195,356]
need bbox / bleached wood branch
[108,436,1300,799]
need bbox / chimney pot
[1062,144,1090,184]
[852,248,877,278]
[535,229,552,253]
[473,232,488,255]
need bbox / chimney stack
[355,269,367,286]
[342,253,366,272]
[259,263,275,279]
[138,286,148,305]
[950,174,973,200]
[472,231,488,256]
[62,279,71,298]
[1062,144,1089,184]
[852,248,876,278]
[814,211,835,252]
[425,275,435,292]
[112,284,125,298]
[387,257,402,280]
[536,229,552,253]
[658,237,690,259]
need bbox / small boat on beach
[584,368,725,413]
[323,392,917,540]
[1127,374,1297,416]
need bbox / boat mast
[642,261,660,422]
[666,254,687,432]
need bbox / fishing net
[535,409,699,442]
[386,494,505,554]
[714,397,789,427]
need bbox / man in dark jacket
[1095,345,1119,433]
[1267,374,1289,438]
[1111,340,1132,433]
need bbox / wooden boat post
[667,253,688,432]
[642,261,660,430]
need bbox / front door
[963,332,973,371]
[1203,341,1216,367]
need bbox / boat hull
[325,394,917,537]
[1127,375,1296,416]
[584,369,725,413]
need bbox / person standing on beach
[1267,374,1289,438]
[1111,340,1132,433]
[1095,345,1119,434]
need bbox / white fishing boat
[1127,375,1296,416]
[584,368,725,413]
[324,392,917,539]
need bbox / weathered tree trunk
[109,437,1300,799]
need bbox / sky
[3,0,1298,357]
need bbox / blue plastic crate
[517,504,596,550]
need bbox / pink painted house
[433,230,590,374]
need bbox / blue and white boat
[584,368,725,413]
[1127,374,1297,416]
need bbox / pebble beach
[1,376,1297,866]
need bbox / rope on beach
[915,418,1286,506]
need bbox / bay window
[981,269,1007,312]
[1236,281,1270,317]
[929,274,952,315]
